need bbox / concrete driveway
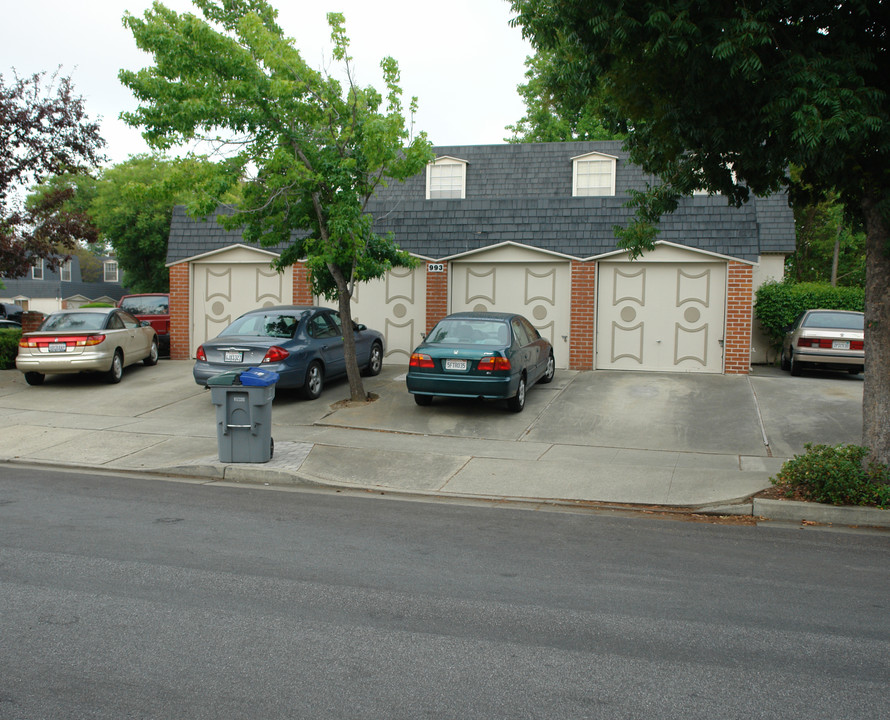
[0,359,864,507]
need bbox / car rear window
[427,319,510,345]
[220,313,301,338]
[41,313,107,332]
[120,296,169,315]
[802,312,864,330]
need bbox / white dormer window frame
[426,156,467,200]
[31,259,43,280]
[572,152,618,197]
[60,259,72,282]
[104,260,118,283]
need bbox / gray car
[780,309,864,376]
[193,305,384,399]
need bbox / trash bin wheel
[270,437,274,459]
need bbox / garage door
[192,250,292,357]
[318,266,426,363]
[450,256,571,368]
[596,261,726,373]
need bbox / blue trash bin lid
[240,367,280,386]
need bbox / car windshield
[41,313,107,332]
[219,312,302,339]
[802,312,864,330]
[427,319,510,345]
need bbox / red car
[118,294,170,355]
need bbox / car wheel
[507,375,527,413]
[780,347,791,371]
[789,352,803,377]
[848,367,862,375]
[144,338,159,366]
[540,352,555,384]
[363,342,383,377]
[106,350,124,384]
[24,372,45,386]
[302,361,324,400]
[414,393,433,406]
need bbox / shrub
[755,280,865,355]
[0,329,22,370]
[771,443,890,508]
[80,302,115,308]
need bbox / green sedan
[407,312,555,412]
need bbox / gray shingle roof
[166,141,795,265]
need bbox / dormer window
[104,260,118,283]
[426,156,467,199]
[60,260,72,282]
[572,152,617,197]
[31,260,43,280]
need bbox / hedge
[754,281,865,356]
[0,329,21,370]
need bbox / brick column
[569,260,596,370]
[292,261,314,304]
[425,264,448,333]
[20,311,45,333]
[168,262,190,360]
[724,261,753,374]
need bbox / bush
[771,443,890,508]
[80,302,115,308]
[755,280,865,356]
[0,329,22,370]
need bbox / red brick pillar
[292,261,314,304]
[724,261,753,374]
[425,263,448,333]
[569,260,596,370]
[20,311,45,333]
[168,262,190,360]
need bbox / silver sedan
[780,309,864,376]
[16,307,159,385]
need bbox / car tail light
[409,353,435,369]
[262,346,289,363]
[477,356,511,371]
[19,335,104,348]
[852,340,864,350]
[196,345,206,361]
[77,335,105,347]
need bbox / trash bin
[208,368,279,463]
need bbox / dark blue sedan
[193,305,384,399]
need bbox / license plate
[224,351,243,363]
[445,359,467,371]
[832,340,850,350]
[48,343,67,353]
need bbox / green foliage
[754,280,865,352]
[79,302,115,308]
[0,329,21,370]
[772,444,890,508]
[506,50,624,143]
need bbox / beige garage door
[450,256,571,368]
[596,261,726,373]
[318,265,427,363]
[191,250,292,357]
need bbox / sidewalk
[0,360,884,528]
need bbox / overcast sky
[1,0,533,166]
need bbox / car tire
[789,352,803,377]
[849,367,862,375]
[144,338,159,366]
[106,350,124,384]
[540,352,555,384]
[780,348,791,371]
[24,372,45,386]
[363,342,383,377]
[301,361,324,400]
[414,393,433,406]
[507,375,527,413]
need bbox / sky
[1,0,534,166]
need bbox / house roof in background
[166,141,796,265]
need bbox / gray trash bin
[208,368,278,463]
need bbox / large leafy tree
[119,0,433,401]
[506,50,623,143]
[0,71,105,279]
[510,0,890,468]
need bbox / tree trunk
[861,194,890,474]
[830,224,840,286]
[329,264,366,402]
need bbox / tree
[0,70,105,279]
[510,0,890,469]
[506,50,623,143]
[119,0,433,401]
